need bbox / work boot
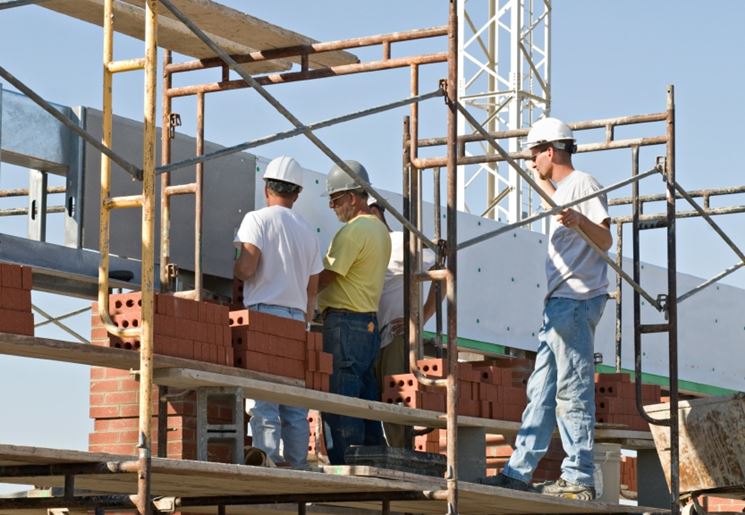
[535,478,596,500]
[478,473,535,492]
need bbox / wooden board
[42,0,356,73]
[0,445,667,515]
[0,333,654,446]
[0,332,303,387]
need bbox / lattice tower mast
[457,0,551,228]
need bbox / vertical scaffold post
[445,0,459,513]
[136,0,158,513]
[665,85,680,515]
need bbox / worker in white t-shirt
[481,118,611,501]
[368,197,441,448]
[234,156,323,468]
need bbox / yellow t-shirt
[318,214,391,313]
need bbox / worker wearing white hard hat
[481,117,613,501]
[317,159,391,464]
[234,156,323,468]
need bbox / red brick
[318,352,333,374]
[20,266,33,290]
[417,358,446,378]
[0,287,31,311]
[0,263,22,288]
[229,309,250,327]
[0,309,34,336]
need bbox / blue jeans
[247,303,309,468]
[503,295,607,487]
[322,310,384,464]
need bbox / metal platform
[0,445,668,514]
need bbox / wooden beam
[42,0,292,74]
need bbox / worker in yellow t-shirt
[317,160,391,465]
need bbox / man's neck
[266,196,294,209]
[551,164,575,184]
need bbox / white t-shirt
[546,170,610,300]
[378,231,436,348]
[234,205,323,313]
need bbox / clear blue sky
[1,0,744,483]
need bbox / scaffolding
[1,1,745,515]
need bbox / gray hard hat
[323,160,370,196]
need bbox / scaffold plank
[0,445,666,514]
[41,0,356,73]
[0,332,655,448]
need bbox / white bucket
[593,443,622,502]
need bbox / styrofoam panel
[254,164,745,392]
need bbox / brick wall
[0,262,33,336]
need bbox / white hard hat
[263,156,303,187]
[524,117,576,152]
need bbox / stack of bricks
[88,367,238,463]
[0,262,34,336]
[700,496,745,513]
[306,409,329,463]
[620,454,637,493]
[383,358,528,421]
[230,310,332,390]
[90,292,233,366]
[594,373,662,430]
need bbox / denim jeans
[246,303,309,468]
[503,294,607,487]
[322,310,385,464]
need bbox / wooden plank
[0,445,666,515]
[0,332,303,387]
[120,0,358,68]
[153,366,522,433]
[0,333,653,444]
[42,0,357,71]
[42,0,290,74]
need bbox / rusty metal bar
[160,49,173,291]
[402,115,412,381]
[0,206,65,217]
[159,0,436,253]
[412,135,668,169]
[194,91,205,301]
[135,2,158,514]
[164,183,197,196]
[0,66,142,180]
[107,58,146,73]
[665,85,681,515]
[417,111,668,147]
[166,53,447,98]
[156,88,441,174]
[673,182,745,264]
[165,25,448,74]
[433,167,443,357]
[445,2,458,512]
[458,165,661,251]
[156,491,431,509]
[0,462,133,477]
[0,495,139,510]
[453,99,662,310]
[678,260,745,304]
[611,184,745,207]
[612,205,745,224]
[0,186,65,198]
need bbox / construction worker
[317,160,391,465]
[234,156,323,469]
[368,197,440,448]
[481,118,611,500]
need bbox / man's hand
[555,208,583,229]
